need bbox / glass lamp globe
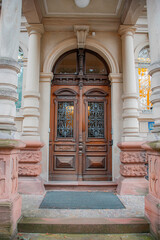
[74,0,90,8]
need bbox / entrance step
[17,233,154,240]
[18,217,149,234]
[44,181,117,191]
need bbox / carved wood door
[49,49,112,181]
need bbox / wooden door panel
[54,154,76,170]
[54,144,76,152]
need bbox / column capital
[26,24,44,36]
[118,25,136,38]
[109,73,123,83]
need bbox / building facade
[0,0,160,239]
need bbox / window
[55,52,77,74]
[16,47,23,110]
[85,52,107,74]
[138,46,152,111]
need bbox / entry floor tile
[17,233,154,240]
[21,194,145,219]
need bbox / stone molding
[148,62,160,76]
[74,25,89,48]
[23,91,40,99]
[122,93,139,100]
[26,23,44,36]
[0,57,20,73]
[40,72,53,83]
[118,25,136,38]
[109,73,123,83]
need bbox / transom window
[54,49,108,75]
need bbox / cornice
[42,17,120,32]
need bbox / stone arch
[43,38,119,74]
[134,41,150,60]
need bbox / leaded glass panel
[88,102,104,138]
[57,101,74,138]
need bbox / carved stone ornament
[74,25,89,48]
[120,164,147,177]
[120,151,147,163]
[148,153,160,198]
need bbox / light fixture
[74,0,90,8]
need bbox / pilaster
[109,73,123,179]
[39,72,53,181]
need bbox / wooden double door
[49,49,112,181]
[49,84,112,181]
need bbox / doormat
[39,191,125,209]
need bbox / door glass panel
[57,101,74,138]
[88,102,104,138]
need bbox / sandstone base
[145,194,160,240]
[117,177,149,195]
[0,194,22,240]
[18,177,45,195]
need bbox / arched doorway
[49,49,112,181]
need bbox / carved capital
[118,25,136,38]
[74,25,89,48]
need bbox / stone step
[17,233,154,240]
[18,217,149,234]
[44,181,117,191]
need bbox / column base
[145,194,160,240]
[18,177,45,195]
[0,194,22,240]
[117,176,149,195]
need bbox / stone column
[22,24,44,140]
[109,73,123,179]
[119,25,139,142]
[117,26,148,195]
[0,0,22,139]
[0,1,23,238]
